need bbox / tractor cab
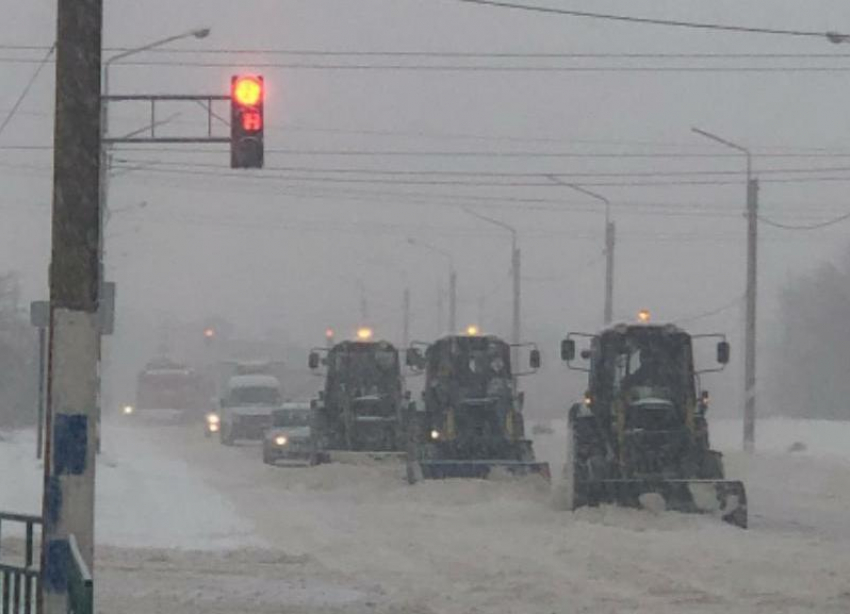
[309,331,406,453]
[561,320,745,527]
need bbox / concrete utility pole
[547,177,614,326]
[407,238,457,333]
[449,270,458,334]
[41,1,103,612]
[402,287,411,349]
[463,210,521,381]
[512,241,521,347]
[605,219,615,326]
[358,279,369,323]
[745,175,759,452]
[437,283,445,336]
[692,127,758,453]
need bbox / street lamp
[99,27,211,291]
[407,238,457,333]
[547,176,615,326]
[100,26,211,244]
[103,28,210,102]
[463,209,521,352]
[692,126,759,454]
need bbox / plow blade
[417,460,551,481]
[576,478,747,528]
[314,450,406,466]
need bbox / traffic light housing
[231,75,264,169]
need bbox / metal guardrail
[65,537,91,614]
[0,512,42,614]
[0,513,92,614]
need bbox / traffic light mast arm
[102,94,230,144]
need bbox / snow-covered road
[2,418,850,612]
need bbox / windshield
[432,338,512,380]
[331,345,399,394]
[228,386,281,406]
[272,409,310,427]
[606,332,691,403]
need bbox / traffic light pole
[42,2,103,613]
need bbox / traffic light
[230,75,264,169]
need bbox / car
[262,403,314,465]
[219,374,283,445]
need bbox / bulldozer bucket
[416,459,551,481]
[576,478,748,528]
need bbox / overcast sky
[2,1,849,413]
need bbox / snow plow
[562,319,747,528]
[308,329,408,465]
[405,330,549,482]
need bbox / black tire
[262,447,274,465]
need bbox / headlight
[430,430,441,440]
[207,414,220,425]
[209,423,220,433]
[123,405,134,415]
[274,435,288,446]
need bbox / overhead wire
[758,211,850,230]
[454,0,849,41]
[7,56,850,74]
[6,43,850,59]
[673,295,745,325]
[107,158,850,179]
[0,44,54,139]
[109,164,850,188]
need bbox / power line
[109,157,850,179]
[11,56,850,73]
[114,163,850,188]
[58,61,850,73]
[758,211,850,230]
[0,45,54,139]
[455,0,849,41]
[674,295,745,325]
[18,146,850,162]
[7,43,850,60]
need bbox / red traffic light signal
[231,75,265,169]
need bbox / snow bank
[711,417,850,459]
[5,417,850,613]
[0,423,258,550]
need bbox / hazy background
[2,1,850,425]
